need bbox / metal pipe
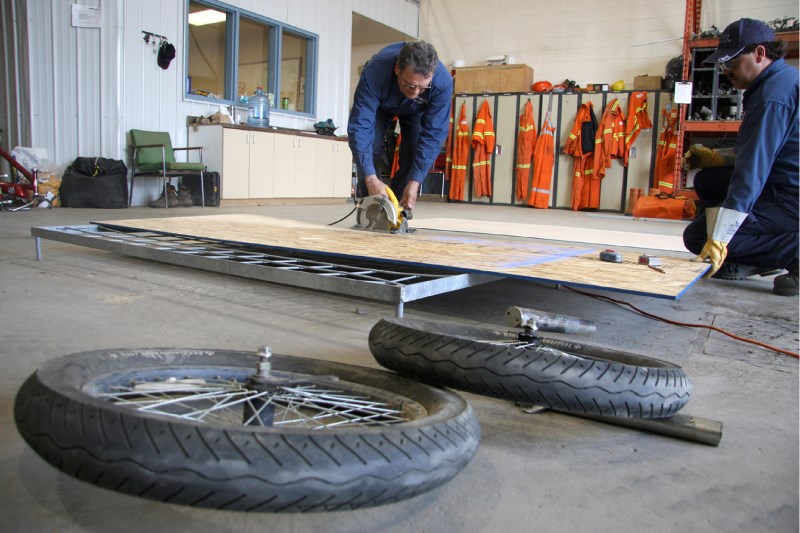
[505,306,597,335]
[577,412,723,446]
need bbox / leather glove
[682,144,728,170]
[690,207,747,277]
[692,239,728,277]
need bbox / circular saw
[355,186,413,234]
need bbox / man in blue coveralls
[348,41,452,212]
[683,18,799,296]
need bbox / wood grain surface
[98,214,710,299]
[412,217,687,251]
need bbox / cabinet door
[222,129,251,199]
[314,139,335,197]
[316,140,353,198]
[248,131,275,198]
[332,142,353,198]
[294,136,318,197]
[324,141,353,198]
[272,134,297,197]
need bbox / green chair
[129,129,206,207]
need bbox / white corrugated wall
[25,0,124,174]
[0,0,31,174]
[18,0,419,203]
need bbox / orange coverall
[448,102,471,201]
[390,132,401,178]
[528,110,555,208]
[565,102,599,210]
[472,100,495,198]
[515,99,537,202]
[593,98,626,181]
[624,91,653,166]
[444,106,454,176]
[654,107,680,194]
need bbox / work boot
[712,262,778,280]
[773,259,799,297]
[148,185,179,208]
[177,185,194,207]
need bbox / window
[186,0,317,115]
[187,3,229,98]
[237,17,274,103]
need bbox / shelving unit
[688,47,742,122]
[678,0,800,162]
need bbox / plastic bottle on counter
[247,87,270,127]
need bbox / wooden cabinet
[219,128,275,199]
[189,125,352,201]
[273,134,318,197]
[453,64,534,93]
[318,138,355,197]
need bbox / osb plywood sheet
[413,218,687,252]
[98,214,709,299]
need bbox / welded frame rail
[32,224,498,317]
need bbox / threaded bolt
[257,345,272,377]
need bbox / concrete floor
[1,200,797,532]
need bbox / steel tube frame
[32,224,499,317]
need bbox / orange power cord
[562,285,799,359]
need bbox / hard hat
[531,81,552,92]
[611,80,625,91]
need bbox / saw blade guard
[356,186,404,231]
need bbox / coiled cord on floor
[562,285,799,358]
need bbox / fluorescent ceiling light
[189,9,226,26]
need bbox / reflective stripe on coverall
[448,102,471,201]
[515,99,537,202]
[528,110,555,208]
[565,102,598,210]
[654,108,679,194]
[624,91,653,166]
[472,100,495,198]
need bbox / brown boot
[148,185,179,208]
[177,185,194,207]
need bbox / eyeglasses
[719,46,758,70]
[398,79,431,92]
[718,57,741,71]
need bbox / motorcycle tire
[369,318,691,418]
[14,348,480,512]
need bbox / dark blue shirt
[348,42,453,184]
[727,59,799,213]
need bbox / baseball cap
[703,18,775,64]
[158,42,176,69]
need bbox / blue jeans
[683,167,799,269]
[356,109,422,200]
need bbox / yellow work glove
[682,144,727,170]
[692,239,728,277]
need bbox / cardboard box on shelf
[453,64,534,94]
[634,75,664,90]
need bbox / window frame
[184,0,317,117]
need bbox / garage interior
[1,0,798,531]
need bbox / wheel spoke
[98,376,409,428]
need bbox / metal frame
[32,224,499,317]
